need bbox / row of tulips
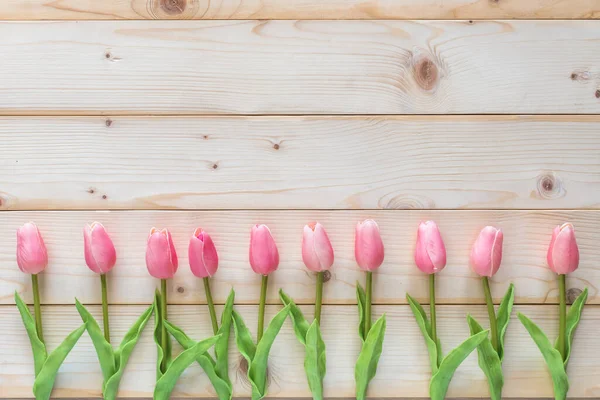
[15,220,587,400]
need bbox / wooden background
[1,0,599,398]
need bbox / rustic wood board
[1,210,597,305]
[1,0,599,20]
[2,116,600,211]
[1,21,600,115]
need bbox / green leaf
[406,293,438,374]
[563,287,587,368]
[354,314,386,400]
[215,289,235,384]
[153,290,172,379]
[304,320,326,400]
[495,283,515,361]
[467,316,503,400]
[14,291,47,377]
[429,329,488,400]
[518,313,569,400]
[104,304,154,400]
[279,289,310,345]
[248,305,290,399]
[356,283,366,343]
[75,299,116,383]
[232,309,257,362]
[153,335,221,400]
[32,324,86,400]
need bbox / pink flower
[354,219,384,272]
[470,226,503,277]
[146,228,178,279]
[83,222,117,274]
[547,223,579,275]
[16,222,48,275]
[189,228,219,278]
[414,221,447,274]
[249,224,279,275]
[302,222,334,272]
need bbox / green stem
[365,271,372,337]
[482,277,498,353]
[315,272,324,325]
[558,274,567,360]
[203,277,219,335]
[161,278,168,371]
[101,273,110,343]
[31,274,44,344]
[257,274,268,342]
[429,273,437,344]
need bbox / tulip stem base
[429,274,436,344]
[315,272,324,325]
[100,274,110,343]
[558,274,567,360]
[160,278,168,371]
[482,277,498,353]
[258,274,268,342]
[203,277,219,335]
[365,271,372,336]
[31,274,44,344]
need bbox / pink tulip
[547,223,579,275]
[470,226,503,277]
[189,228,219,278]
[414,221,447,274]
[146,228,178,279]
[302,222,334,272]
[354,219,384,272]
[249,224,279,275]
[16,222,48,275]
[83,222,117,274]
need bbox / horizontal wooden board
[1,210,598,305]
[1,21,600,115]
[1,0,599,20]
[1,304,598,398]
[2,116,600,211]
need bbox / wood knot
[160,0,187,15]
[595,89,600,99]
[87,187,96,194]
[413,58,439,91]
[105,119,112,127]
[177,286,185,293]
[212,163,219,170]
[536,172,564,200]
[105,52,111,59]
[149,0,200,19]
[237,356,270,390]
[102,194,107,200]
[567,288,582,304]
[322,270,331,282]
[203,135,209,140]
[273,143,280,150]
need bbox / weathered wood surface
[2,116,600,211]
[1,21,600,115]
[1,0,599,20]
[1,210,597,305]
[1,304,598,398]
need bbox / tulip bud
[249,224,279,275]
[354,219,384,272]
[414,221,447,274]
[302,222,334,272]
[16,222,48,275]
[189,228,219,278]
[470,226,503,277]
[83,222,117,274]
[547,223,579,275]
[146,228,178,279]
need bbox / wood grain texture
[2,116,600,211]
[1,0,599,20]
[1,304,599,398]
[1,21,600,115]
[1,210,598,305]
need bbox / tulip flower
[83,222,117,342]
[189,228,220,334]
[16,222,48,341]
[353,219,387,400]
[302,222,334,324]
[518,223,588,400]
[414,220,447,275]
[146,227,178,372]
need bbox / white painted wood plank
[1,0,599,20]
[1,304,598,398]
[1,210,597,305]
[2,116,600,210]
[0,21,599,114]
